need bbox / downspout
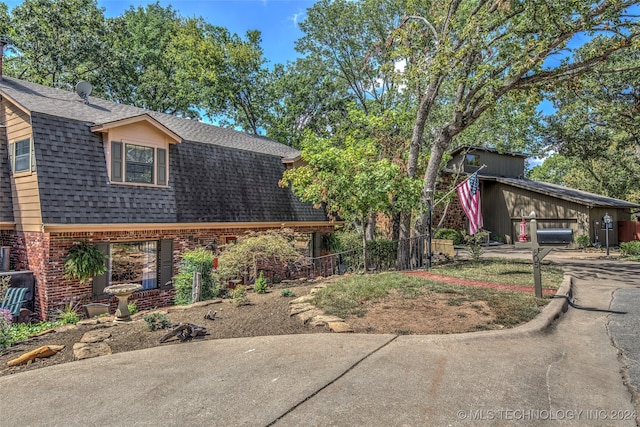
[0,39,5,80]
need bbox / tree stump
[159,323,207,343]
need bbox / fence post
[192,272,202,303]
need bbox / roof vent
[75,81,92,104]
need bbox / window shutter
[159,239,173,289]
[8,141,14,173]
[92,243,110,298]
[30,140,36,172]
[157,148,166,185]
[111,141,123,182]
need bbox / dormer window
[91,114,181,187]
[111,142,166,185]
[466,154,481,167]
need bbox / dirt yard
[0,275,542,377]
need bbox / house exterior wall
[449,150,525,178]
[1,99,43,232]
[12,224,334,319]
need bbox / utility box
[536,228,573,245]
[0,246,10,271]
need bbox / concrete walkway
[1,248,638,426]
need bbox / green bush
[434,228,464,245]
[174,248,219,305]
[620,241,640,256]
[143,312,171,331]
[231,284,250,306]
[575,234,591,249]
[366,239,397,270]
[464,231,490,262]
[280,288,296,298]
[253,272,268,294]
[128,301,138,315]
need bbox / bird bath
[104,283,142,322]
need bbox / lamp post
[426,189,433,271]
[603,213,612,256]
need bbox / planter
[84,303,110,318]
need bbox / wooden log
[7,345,65,367]
[30,328,55,338]
[159,323,207,343]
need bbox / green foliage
[173,248,218,306]
[366,239,397,270]
[230,284,250,307]
[143,312,171,331]
[127,301,138,315]
[63,241,107,284]
[434,228,464,245]
[3,320,62,349]
[5,0,112,88]
[279,288,296,298]
[620,241,640,257]
[575,234,591,250]
[253,272,268,294]
[464,231,490,262]
[0,308,12,349]
[55,301,81,325]
[215,229,302,283]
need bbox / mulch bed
[403,271,558,297]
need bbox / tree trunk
[365,212,376,241]
[390,211,401,241]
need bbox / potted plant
[63,241,107,284]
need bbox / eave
[90,114,183,144]
[42,221,340,233]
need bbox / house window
[10,138,33,173]
[466,154,481,167]
[110,241,158,290]
[110,141,167,186]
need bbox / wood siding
[449,150,525,178]
[1,100,42,232]
[482,180,628,245]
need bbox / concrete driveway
[1,248,638,426]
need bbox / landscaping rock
[307,315,345,327]
[54,324,77,333]
[73,342,112,360]
[289,303,316,316]
[80,330,112,343]
[289,295,314,305]
[295,308,324,324]
[310,284,327,295]
[327,321,354,333]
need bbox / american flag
[456,172,483,235]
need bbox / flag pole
[426,163,487,270]
[432,164,487,208]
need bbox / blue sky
[5,0,316,65]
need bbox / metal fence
[279,234,432,281]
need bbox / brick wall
[14,224,334,319]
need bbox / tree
[540,42,640,203]
[169,19,273,133]
[281,109,421,265]
[5,0,111,88]
[94,2,199,117]
[384,0,640,261]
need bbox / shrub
[620,241,640,256]
[253,272,268,294]
[0,308,12,349]
[280,288,296,298]
[366,239,397,270]
[128,301,138,315]
[143,312,171,331]
[174,248,219,305]
[55,301,81,325]
[434,228,464,245]
[575,234,591,250]
[230,284,250,306]
[215,229,302,283]
[464,231,489,262]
